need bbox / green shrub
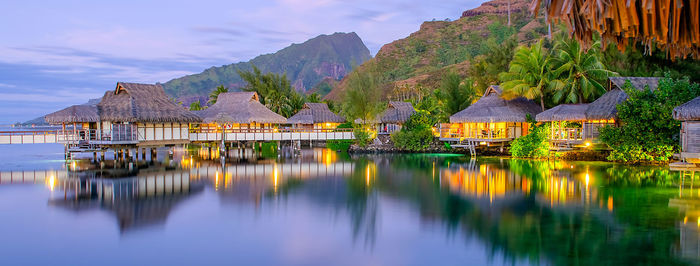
[353,128,372,147]
[510,122,549,158]
[391,111,437,151]
[255,142,278,159]
[599,77,700,163]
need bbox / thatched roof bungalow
[536,104,589,145]
[443,85,541,142]
[535,104,588,122]
[287,103,345,129]
[45,104,100,124]
[674,96,700,160]
[195,92,286,126]
[586,77,661,121]
[98,82,201,123]
[376,101,415,134]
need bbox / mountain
[325,0,546,101]
[162,32,372,104]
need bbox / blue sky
[0,0,483,124]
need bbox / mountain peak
[162,32,371,104]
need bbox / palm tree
[307,93,322,103]
[440,72,475,116]
[549,37,616,104]
[189,101,202,111]
[208,85,229,105]
[499,40,559,111]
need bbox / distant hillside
[163,32,372,104]
[325,0,546,101]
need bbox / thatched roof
[585,77,660,120]
[608,77,661,91]
[450,85,541,123]
[378,101,415,124]
[674,96,700,121]
[45,104,100,124]
[530,0,700,59]
[195,92,287,124]
[286,103,345,124]
[98,82,201,123]
[536,104,589,122]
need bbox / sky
[0,0,484,124]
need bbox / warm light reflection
[366,165,370,186]
[273,164,279,192]
[47,175,55,191]
[215,171,220,191]
[607,196,614,211]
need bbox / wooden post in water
[141,148,146,160]
[101,151,105,161]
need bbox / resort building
[538,77,661,148]
[674,96,700,164]
[286,103,345,130]
[44,104,100,142]
[583,77,660,140]
[96,82,201,146]
[441,85,541,145]
[376,101,415,134]
[535,104,589,147]
[194,92,286,131]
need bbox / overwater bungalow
[441,85,541,145]
[674,96,700,164]
[376,101,415,134]
[96,82,201,145]
[286,102,345,131]
[583,77,660,139]
[193,91,287,135]
[44,104,100,141]
[536,104,589,147]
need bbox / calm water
[0,144,696,265]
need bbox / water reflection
[0,150,696,265]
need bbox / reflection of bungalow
[441,85,541,144]
[287,103,345,130]
[97,82,201,145]
[194,92,287,132]
[674,96,700,164]
[376,101,415,134]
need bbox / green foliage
[341,64,382,126]
[353,128,372,147]
[500,40,557,111]
[208,85,229,105]
[440,72,476,116]
[254,142,278,159]
[468,37,518,93]
[549,36,615,104]
[306,93,322,103]
[327,140,352,151]
[238,65,304,117]
[189,101,203,111]
[510,122,549,158]
[599,77,700,163]
[602,42,700,83]
[391,111,436,151]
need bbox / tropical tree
[306,93,322,103]
[499,40,559,111]
[468,37,517,93]
[549,37,615,104]
[238,64,304,117]
[341,66,382,129]
[440,72,475,116]
[208,85,229,105]
[189,101,202,111]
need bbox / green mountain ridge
[162,32,372,103]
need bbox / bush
[510,122,549,158]
[353,128,372,147]
[599,77,700,163]
[391,111,437,151]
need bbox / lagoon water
[0,143,696,265]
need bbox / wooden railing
[191,128,354,134]
[438,127,508,140]
[551,128,583,141]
